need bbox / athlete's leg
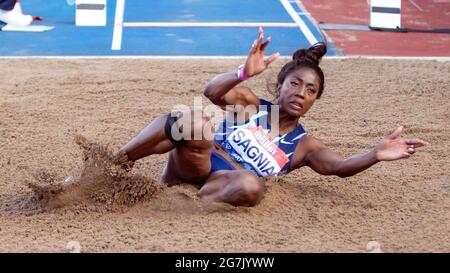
[197,169,265,207]
[119,110,263,206]
[162,109,215,184]
[120,114,175,161]
[119,109,215,185]
[0,0,16,11]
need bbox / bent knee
[178,110,214,151]
[178,110,214,143]
[236,174,264,207]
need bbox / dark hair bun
[292,42,327,65]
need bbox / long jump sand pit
[0,58,449,252]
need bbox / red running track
[301,0,450,56]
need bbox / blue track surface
[0,0,337,56]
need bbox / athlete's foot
[0,1,42,26]
[112,150,135,172]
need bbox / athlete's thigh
[200,169,259,191]
[163,109,215,184]
[169,142,213,183]
[197,169,263,206]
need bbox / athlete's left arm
[290,126,428,177]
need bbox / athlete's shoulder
[301,135,327,153]
[233,86,260,107]
[288,135,323,170]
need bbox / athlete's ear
[276,82,281,97]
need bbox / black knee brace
[164,112,184,145]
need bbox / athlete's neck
[279,109,299,134]
[268,108,299,136]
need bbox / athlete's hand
[374,126,429,161]
[243,27,280,78]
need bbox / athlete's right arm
[203,27,279,109]
[203,73,259,109]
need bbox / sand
[0,58,449,252]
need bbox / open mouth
[289,102,303,111]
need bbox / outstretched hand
[243,27,280,78]
[374,126,429,161]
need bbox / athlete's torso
[214,99,306,177]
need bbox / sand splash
[26,135,161,211]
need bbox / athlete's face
[277,67,320,117]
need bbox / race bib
[224,125,289,176]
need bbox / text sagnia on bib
[223,125,289,176]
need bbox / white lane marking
[111,0,125,50]
[1,56,449,62]
[122,22,298,28]
[279,0,318,45]
[408,0,423,11]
